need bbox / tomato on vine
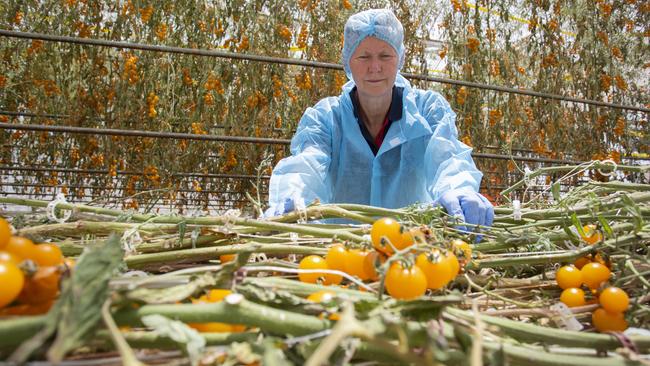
[555,265,582,290]
[591,308,628,332]
[573,255,591,270]
[559,288,586,307]
[4,237,36,261]
[0,250,20,265]
[599,287,629,313]
[299,255,339,284]
[370,217,403,255]
[400,227,425,250]
[385,261,427,300]
[415,249,452,290]
[32,243,64,267]
[362,250,385,282]
[345,249,371,281]
[0,217,11,249]
[325,244,348,273]
[450,239,472,263]
[220,254,236,263]
[581,262,610,290]
[445,251,460,279]
[307,290,336,303]
[18,266,60,305]
[581,224,603,245]
[0,262,25,308]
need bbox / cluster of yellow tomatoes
[296,217,471,300]
[556,224,629,332]
[0,217,72,315]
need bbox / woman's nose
[369,59,381,73]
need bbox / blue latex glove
[263,197,295,218]
[437,188,494,236]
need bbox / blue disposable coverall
[266,74,483,213]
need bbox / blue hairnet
[342,9,405,79]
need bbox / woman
[266,9,493,231]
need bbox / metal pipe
[1,29,647,113]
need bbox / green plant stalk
[444,307,650,352]
[500,163,649,197]
[463,274,540,308]
[519,191,650,220]
[112,297,330,336]
[472,233,642,268]
[473,222,637,253]
[240,276,378,300]
[0,197,156,221]
[101,300,144,366]
[95,330,260,348]
[125,242,327,269]
[271,205,377,224]
[0,315,48,351]
[17,221,159,238]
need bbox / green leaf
[141,314,205,366]
[390,294,463,322]
[551,182,561,202]
[596,214,613,237]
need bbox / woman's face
[349,36,398,98]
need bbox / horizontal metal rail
[0,122,289,145]
[1,29,647,113]
[0,165,269,180]
[0,123,583,164]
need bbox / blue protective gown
[267,74,483,211]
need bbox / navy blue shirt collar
[349,86,404,155]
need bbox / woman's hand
[437,188,494,236]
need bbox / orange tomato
[385,262,427,300]
[555,265,583,290]
[591,308,628,332]
[0,250,21,265]
[445,251,460,279]
[581,262,610,290]
[559,288,586,307]
[188,291,245,332]
[307,290,336,303]
[370,217,403,255]
[220,254,236,263]
[573,256,591,270]
[345,249,371,281]
[450,239,472,263]
[18,266,60,305]
[4,236,36,261]
[325,244,348,273]
[581,224,603,245]
[298,255,339,284]
[362,250,385,281]
[415,249,452,290]
[205,289,232,302]
[599,287,629,313]
[0,217,11,249]
[32,243,64,267]
[400,227,425,250]
[0,261,25,308]
[0,300,54,316]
